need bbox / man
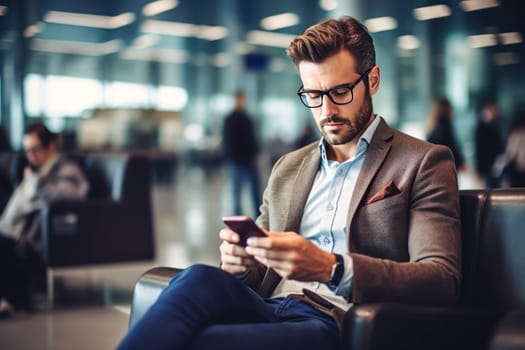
[222,91,261,218]
[0,122,89,313]
[117,16,461,350]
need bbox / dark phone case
[222,216,266,246]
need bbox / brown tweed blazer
[248,117,461,308]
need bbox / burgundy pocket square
[366,181,401,205]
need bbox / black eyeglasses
[297,68,372,108]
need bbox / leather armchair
[127,189,525,350]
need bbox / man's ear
[368,66,380,95]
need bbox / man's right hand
[219,228,260,275]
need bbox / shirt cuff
[334,254,353,297]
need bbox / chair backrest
[474,188,525,311]
[459,188,525,311]
[458,189,489,305]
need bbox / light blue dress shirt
[271,116,380,310]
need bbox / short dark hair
[286,16,376,75]
[24,122,58,148]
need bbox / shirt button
[327,205,334,211]
[323,237,331,245]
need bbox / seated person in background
[0,122,89,314]
[117,16,461,350]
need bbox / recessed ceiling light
[460,0,500,12]
[31,39,122,56]
[468,33,498,48]
[500,32,523,45]
[143,0,178,17]
[413,5,451,21]
[245,30,296,48]
[142,20,228,41]
[133,34,160,48]
[24,22,44,38]
[397,35,420,50]
[260,13,299,30]
[319,0,338,11]
[44,11,135,29]
[364,17,397,32]
[121,47,189,64]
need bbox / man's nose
[320,95,339,118]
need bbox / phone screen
[222,215,267,246]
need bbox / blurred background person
[475,99,504,188]
[222,91,261,219]
[0,123,89,315]
[491,111,525,188]
[426,97,467,173]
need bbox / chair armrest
[489,309,525,350]
[343,303,503,350]
[129,267,182,328]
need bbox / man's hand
[219,228,261,275]
[245,231,335,283]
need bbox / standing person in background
[222,91,261,219]
[475,100,503,188]
[0,123,89,315]
[492,111,525,188]
[426,97,467,172]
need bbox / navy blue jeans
[117,265,339,350]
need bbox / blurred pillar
[1,0,29,149]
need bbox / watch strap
[329,253,344,287]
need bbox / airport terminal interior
[0,0,524,349]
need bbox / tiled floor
[0,155,481,350]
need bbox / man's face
[23,133,56,170]
[298,49,379,147]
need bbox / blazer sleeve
[350,144,461,307]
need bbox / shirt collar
[318,114,381,165]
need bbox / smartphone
[222,215,267,247]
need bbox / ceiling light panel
[499,32,523,45]
[245,30,296,48]
[460,0,500,12]
[364,17,397,32]
[31,39,122,56]
[260,13,299,30]
[142,20,228,41]
[44,11,135,29]
[468,33,498,48]
[413,5,451,21]
[143,0,178,17]
[121,47,189,63]
[397,35,420,50]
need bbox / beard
[319,89,373,146]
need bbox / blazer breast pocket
[352,191,409,260]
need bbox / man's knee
[170,264,233,288]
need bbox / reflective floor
[0,157,481,350]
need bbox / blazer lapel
[347,118,393,228]
[258,145,320,298]
[284,147,321,231]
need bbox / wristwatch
[328,254,344,288]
